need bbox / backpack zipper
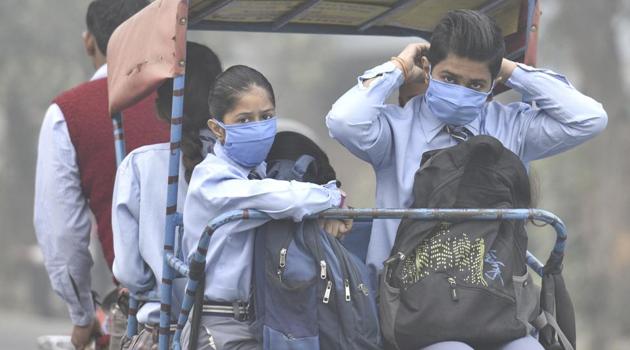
[279,248,287,268]
[320,260,327,280]
[277,232,294,281]
[323,280,333,304]
[344,279,351,302]
[357,283,369,296]
[447,276,459,302]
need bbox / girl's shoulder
[190,153,242,185]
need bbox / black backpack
[380,136,574,349]
[252,155,382,350]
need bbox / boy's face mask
[216,117,277,168]
[425,69,493,126]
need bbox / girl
[111,42,222,348]
[181,65,349,350]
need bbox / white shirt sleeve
[325,61,404,168]
[183,160,343,260]
[505,64,608,162]
[33,104,95,326]
[111,153,155,294]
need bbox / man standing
[326,10,607,279]
[33,0,168,349]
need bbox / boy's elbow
[579,104,608,137]
[591,106,608,135]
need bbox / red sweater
[54,77,169,270]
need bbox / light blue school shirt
[183,143,342,302]
[112,133,213,324]
[326,61,607,277]
[112,143,188,324]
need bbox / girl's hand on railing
[319,204,353,238]
[319,218,353,238]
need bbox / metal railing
[162,207,567,349]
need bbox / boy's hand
[496,58,517,84]
[71,318,101,350]
[395,43,430,83]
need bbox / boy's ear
[83,31,96,57]
[207,119,226,144]
[420,56,431,76]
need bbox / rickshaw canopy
[107,0,540,114]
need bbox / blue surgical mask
[217,117,277,168]
[425,71,492,126]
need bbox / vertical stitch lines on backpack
[399,223,488,289]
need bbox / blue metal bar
[357,0,420,33]
[126,296,139,339]
[111,111,142,339]
[272,0,322,31]
[130,291,161,303]
[158,73,186,350]
[526,251,544,277]
[166,252,190,277]
[170,208,567,349]
[112,112,126,166]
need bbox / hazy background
[1,0,629,349]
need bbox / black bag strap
[535,271,576,350]
[533,311,574,350]
[291,154,317,181]
[188,273,205,350]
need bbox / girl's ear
[207,119,226,144]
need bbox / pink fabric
[107,0,189,114]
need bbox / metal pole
[111,111,143,340]
[112,112,126,166]
[158,73,186,350]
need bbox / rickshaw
[104,1,572,349]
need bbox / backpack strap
[291,155,317,181]
[532,311,574,350]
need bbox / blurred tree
[539,0,629,347]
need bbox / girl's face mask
[214,117,277,168]
[425,69,493,126]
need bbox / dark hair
[85,0,148,56]
[208,65,275,121]
[428,9,505,79]
[156,42,223,183]
[267,131,337,186]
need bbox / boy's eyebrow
[470,78,489,85]
[441,69,462,79]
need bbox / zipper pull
[323,280,333,304]
[344,279,351,302]
[358,283,369,296]
[447,277,459,302]
[320,260,327,280]
[279,248,287,268]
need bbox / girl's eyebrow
[235,112,254,118]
